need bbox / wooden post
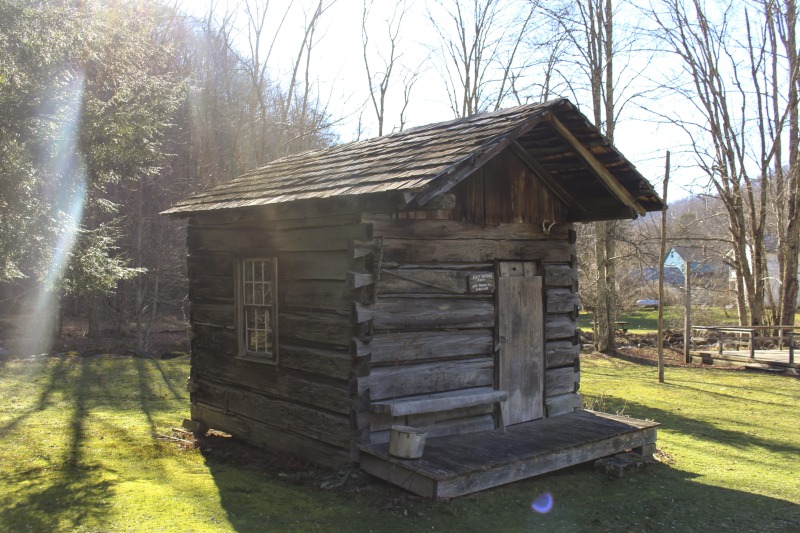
[684,258,691,363]
[657,151,670,383]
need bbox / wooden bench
[371,387,509,431]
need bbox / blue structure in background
[663,246,729,286]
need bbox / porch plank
[360,410,659,498]
[437,428,656,498]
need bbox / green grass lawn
[579,306,745,334]
[1,353,798,532]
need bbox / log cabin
[163,98,664,498]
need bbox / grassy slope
[0,354,797,532]
[579,306,741,334]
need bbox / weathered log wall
[356,212,582,446]
[183,147,582,465]
[354,152,580,445]
[186,206,371,466]
[543,262,583,416]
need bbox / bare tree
[277,0,339,155]
[649,0,797,327]
[427,0,537,117]
[767,0,800,328]
[361,0,427,135]
[190,2,251,186]
[548,0,634,353]
[592,0,618,354]
[528,28,571,104]
[240,0,291,165]
[229,0,337,161]
[397,65,423,132]
[362,0,406,136]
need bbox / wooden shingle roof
[164,98,663,220]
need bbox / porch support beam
[545,112,646,216]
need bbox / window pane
[262,282,272,306]
[244,282,254,304]
[249,330,266,352]
[246,307,256,330]
[245,304,272,354]
[241,258,276,358]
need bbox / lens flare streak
[21,71,87,356]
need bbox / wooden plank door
[497,261,544,425]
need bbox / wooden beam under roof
[545,112,646,216]
[509,141,585,214]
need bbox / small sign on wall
[467,272,495,294]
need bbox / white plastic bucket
[389,425,427,459]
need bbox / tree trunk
[594,220,616,353]
[780,0,800,328]
[734,267,748,327]
[87,294,103,338]
[136,176,146,353]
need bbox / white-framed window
[238,257,278,363]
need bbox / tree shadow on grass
[0,356,69,436]
[149,356,185,401]
[661,376,797,406]
[197,433,408,532]
[0,357,113,531]
[132,355,189,439]
[586,363,798,407]
[198,431,800,532]
[134,356,160,438]
[589,393,800,457]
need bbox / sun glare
[18,72,87,356]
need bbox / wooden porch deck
[360,410,659,498]
[690,349,800,374]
